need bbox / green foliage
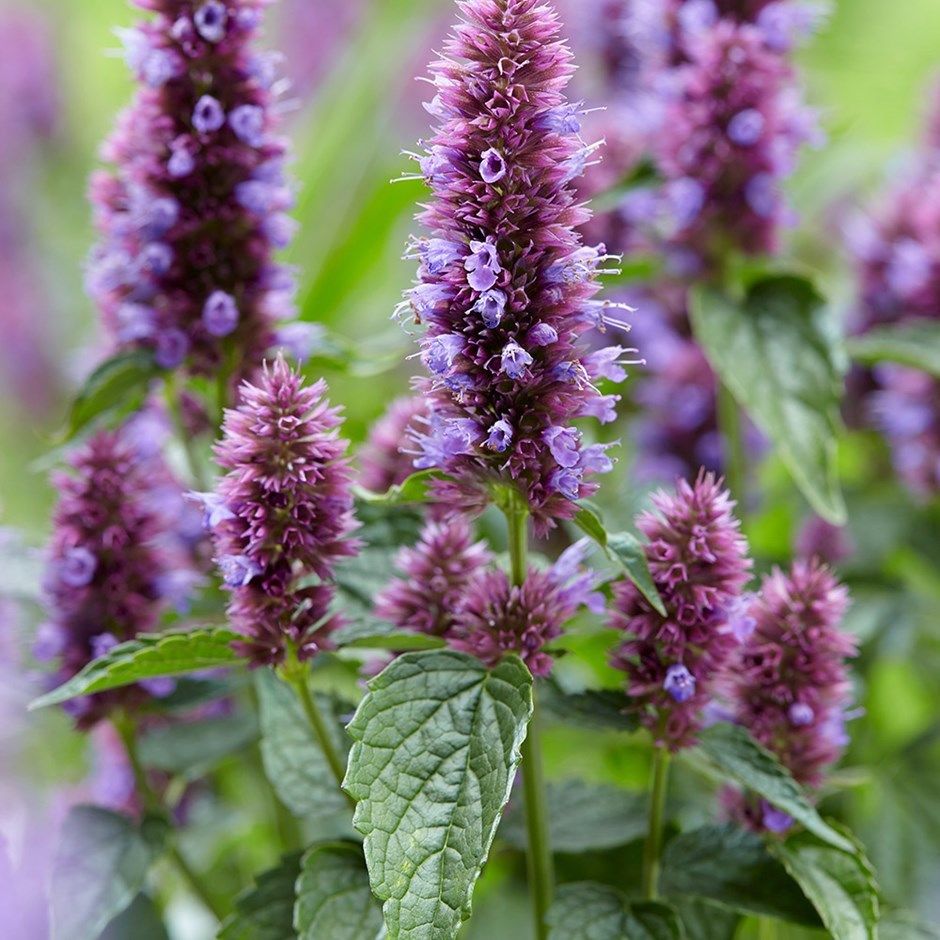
[538,678,638,732]
[847,320,940,377]
[690,275,846,523]
[546,883,682,939]
[137,713,258,779]
[344,650,533,939]
[29,628,242,710]
[99,894,169,940]
[354,469,449,507]
[218,854,301,940]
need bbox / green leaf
[29,627,241,710]
[878,911,940,939]
[219,854,301,940]
[538,678,638,732]
[547,883,682,939]
[0,531,42,602]
[353,469,448,506]
[770,828,880,940]
[255,671,351,826]
[51,806,162,940]
[99,894,169,940]
[573,504,666,616]
[847,320,940,377]
[294,842,383,940]
[355,502,425,550]
[689,275,846,523]
[660,824,818,925]
[138,713,258,778]
[671,898,741,940]
[694,723,854,852]
[500,779,647,853]
[336,626,446,652]
[344,650,533,940]
[62,351,159,441]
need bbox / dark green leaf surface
[344,650,533,939]
[546,883,682,939]
[538,679,638,732]
[661,824,818,924]
[878,911,940,939]
[354,469,448,506]
[138,713,258,778]
[690,275,846,523]
[847,320,940,377]
[694,723,853,852]
[99,894,169,940]
[51,806,161,940]
[294,842,383,939]
[500,779,647,853]
[255,671,351,826]
[218,854,301,940]
[30,627,241,710]
[671,898,741,940]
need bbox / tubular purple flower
[205,356,360,666]
[608,471,752,750]
[375,517,493,638]
[87,0,300,379]
[401,0,636,535]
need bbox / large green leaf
[255,671,351,828]
[770,828,880,940]
[878,911,940,939]
[538,678,638,732]
[671,898,741,940]
[694,723,853,852]
[344,650,533,939]
[690,275,846,523]
[138,713,258,779]
[218,854,301,940]
[660,824,818,925]
[29,628,241,710]
[847,320,940,377]
[546,883,682,939]
[51,807,163,940]
[99,894,169,940]
[294,842,383,940]
[500,779,647,853]
[353,469,448,507]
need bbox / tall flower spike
[357,395,430,494]
[87,0,298,378]
[203,356,359,666]
[452,538,603,676]
[608,471,753,750]
[724,559,855,831]
[402,0,635,535]
[39,429,184,727]
[375,517,493,638]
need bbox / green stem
[114,716,226,921]
[717,381,747,517]
[758,916,780,940]
[504,498,553,940]
[164,374,209,490]
[642,746,670,900]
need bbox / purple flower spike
[207,356,360,666]
[357,395,429,493]
[609,471,752,750]
[401,0,630,534]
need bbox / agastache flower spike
[357,395,430,494]
[723,560,856,831]
[608,471,752,750]
[205,356,360,666]
[402,0,634,534]
[87,0,300,379]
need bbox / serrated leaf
[500,779,646,853]
[690,275,846,523]
[538,678,638,732]
[219,854,301,940]
[138,713,258,778]
[255,671,351,827]
[671,898,740,940]
[294,842,383,939]
[29,627,241,710]
[344,650,533,940]
[573,505,666,616]
[547,883,682,939]
[355,502,425,550]
[62,351,159,441]
[694,723,853,852]
[337,628,446,653]
[660,824,818,925]
[354,469,448,506]
[51,806,161,940]
[99,894,169,940]
[847,321,940,377]
[770,828,880,940]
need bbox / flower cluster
[609,471,753,749]
[357,395,429,493]
[87,0,298,378]
[375,517,492,637]
[39,428,186,727]
[724,559,855,830]
[197,356,359,666]
[401,0,636,534]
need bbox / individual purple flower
[723,560,856,829]
[608,471,752,750]
[206,356,360,666]
[401,0,636,535]
[375,517,492,638]
[357,395,430,493]
[87,0,301,380]
[452,538,602,676]
[41,428,184,727]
